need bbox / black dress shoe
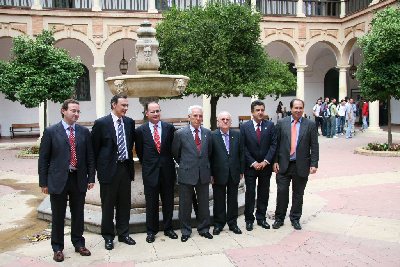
[257,220,271,229]
[146,233,155,243]
[164,229,178,239]
[199,232,213,239]
[272,220,284,229]
[291,220,302,230]
[229,225,242,234]
[246,222,253,231]
[105,240,114,250]
[53,251,64,262]
[213,227,223,235]
[181,235,190,242]
[118,236,136,245]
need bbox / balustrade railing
[303,0,340,17]
[42,0,92,9]
[0,0,32,7]
[156,0,202,11]
[102,0,147,10]
[345,0,372,16]
[257,0,297,16]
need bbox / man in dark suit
[39,99,95,262]
[211,111,244,235]
[135,102,178,243]
[240,100,277,231]
[172,105,213,242]
[272,99,319,230]
[91,94,136,250]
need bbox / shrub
[366,143,400,151]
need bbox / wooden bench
[238,115,270,128]
[9,123,40,138]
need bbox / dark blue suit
[38,121,95,252]
[240,119,277,223]
[135,121,176,234]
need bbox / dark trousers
[244,169,271,223]
[275,161,308,222]
[50,171,86,252]
[100,161,131,241]
[213,175,239,228]
[315,117,323,134]
[179,182,210,236]
[144,167,175,234]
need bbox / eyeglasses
[149,110,161,114]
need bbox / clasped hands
[253,161,268,171]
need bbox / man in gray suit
[172,105,213,242]
[211,111,244,235]
[272,99,319,230]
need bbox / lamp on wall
[349,53,357,79]
[119,48,128,75]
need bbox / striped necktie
[117,119,127,160]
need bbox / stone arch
[263,37,300,65]
[52,30,97,58]
[342,37,362,65]
[304,37,341,65]
[0,24,27,39]
[100,32,138,62]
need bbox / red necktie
[256,123,261,144]
[290,120,298,156]
[69,126,77,168]
[153,124,161,153]
[194,128,201,152]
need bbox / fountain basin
[105,74,189,97]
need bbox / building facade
[0,0,399,137]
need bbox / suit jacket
[91,114,135,184]
[38,121,95,194]
[135,121,176,187]
[274,116,319,178]
[172,125,212,185]
[210,129,244,185]
[240,119,277,175]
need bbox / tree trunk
[210,96,219,130]
[387,96,392,146]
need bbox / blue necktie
[117,119,126,160]
[224,133,230,154]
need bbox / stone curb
[354,147,400,157]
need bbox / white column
[340,0,346,18]
[202,95,211,129]
[31,0,42,10]
[297,0,306,17]
[368,100,381,132]
[148,0,158,13]
[38,102,45,139]
[250,0,257,12]
[296,65,306,100]
[94,65,106,118]
[92,0,101,11]
[338,66,348,102]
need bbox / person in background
[362,99,369,131]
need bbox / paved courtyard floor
[0,128,399,266]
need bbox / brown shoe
[75,246,91,256]
[53,251,64,262]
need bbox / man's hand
[273,163,280,174]
[240,174,244,179]
[259,161,268,170]
[88,183,95,190]
[41,187,48,194]
[210,176,215,185]
[310,167,317,174]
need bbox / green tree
[157,3,296,129]
[0,30,83,128]
[357,6,400,146]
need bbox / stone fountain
[37,21,244,233]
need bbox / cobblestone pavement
[0,130,399,267]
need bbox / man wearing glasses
[210,111,244,235]
[135,102,178,243]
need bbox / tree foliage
[357,6,400,102]
[156,3,296,128]
[0,30,83,108]
[357,6,400,145]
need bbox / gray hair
[217,111,231,120]
[188,105,203,115]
